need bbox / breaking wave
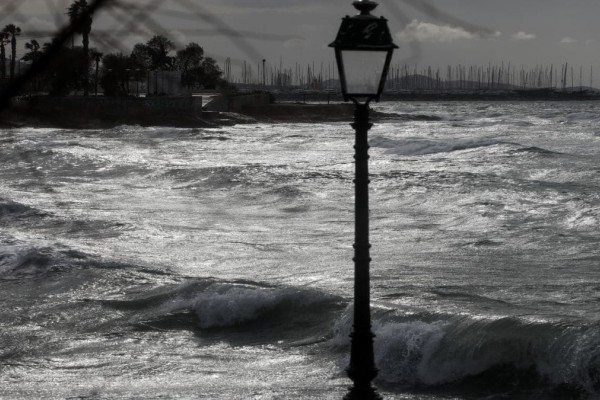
[161,281,340,329]
[332,306,600,397]
[104,279,345,345]
[0,241,86,278]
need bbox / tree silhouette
[47,46,88,96]
[22,39,42,92]
[90,49,103,95]
[145,35,175,71]
[0,31,8,80]
[176,43,204,73]
[67,0,93,96]
[197,57,223,89]
[22,39,41,63]
[176,42,204,89]
[175,42,223,90]
[100,53,133,96]
[3,24,21,81]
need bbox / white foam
[374,320,449,385]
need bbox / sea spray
[159,281,342,329]
[374,319,449,386]
[332,306,600,395]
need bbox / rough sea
[1,101,599,399]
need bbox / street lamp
[329,1,397,399]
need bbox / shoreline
[0,100,357,129]
[1,92,599,129]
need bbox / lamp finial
[352,0,378,15]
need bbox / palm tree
[67,0,93,96]
[0,31,9,80]
[3,24,21,80]
[22,39,41,62]
[22,39,42,91]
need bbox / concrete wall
[26,96,203,118]
[203,93,272,112]
[147,71,192,96]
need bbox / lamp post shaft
[345,102,382,400]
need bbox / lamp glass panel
[340,50,387,95]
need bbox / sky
[5,0,600,80]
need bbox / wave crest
[0,247,52,276]
[159,281,342,329]
[0,199,45,220]
[370,137,501,156]
[333,307,600,396]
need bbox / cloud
[512,31,536,40]
[21,17,59,37]
[205,0,324,12]
[169,30,188,47]
[559,36,577,44]
[284,38,306,49]
[209,0,312,5]
[299,24,318,33]
[395,20,480,42]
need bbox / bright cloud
[559,36,577,44]
[395,20,479,42]
[512,31,536,40]
[169,30,188,47]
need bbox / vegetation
[45,45,90,96]
[90,50,103,96]
[176,42,222,90]
[99,35,224,96]
[0,31,8,80]
[144,35,176,71]
[22,39,41,63]
[99,53,132,96]
[67,0,93,96]
[0,0,224,97]
[3,24,21,81]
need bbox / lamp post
[329,1,397,399]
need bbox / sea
[1,100,599,399]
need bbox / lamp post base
[344,384,383,400]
